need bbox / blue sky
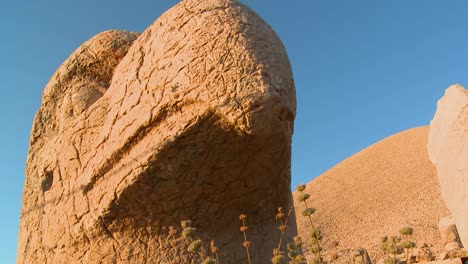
[1,0,467,262]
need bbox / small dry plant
[296,184,323,264]
[239,213,252,264]
[159,183,327,264]
[381,235,403,264]
[159,221,220,264]
[380,226,416,264]
[240,204,308,264]
[400,227,416,263]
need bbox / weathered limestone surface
[18,0,297,263]
[428,85,468,249]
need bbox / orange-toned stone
[18,0,297,263]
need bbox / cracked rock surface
[18,0,297,263]
[428,84,468,249]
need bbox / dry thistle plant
[296,184,323,264]
[157,226,180,264]
[272,206,307,264]
[287,236,307,264]
[399,227,416,263]
[380,227,417,264]
[239,213,253,264]
[180,220,220,264]
[272,207,287,264]
[272,247,285,264]
[166,225,183,263]
[210,240,220,263]
[156,225,196,263]
[380,235,403,264]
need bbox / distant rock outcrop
[18,0,297,263]
[428,84,468,250]
[294,127,450,263]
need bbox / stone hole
[41,171,53,192]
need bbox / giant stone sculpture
[18,0,297,263]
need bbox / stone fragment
[439,251,449,260]
[353,249,372,264]
[415,243,434,262]
[428,84,468,248]
[439,216,461,245]
[445,241,463,252]
[448,248,468,259]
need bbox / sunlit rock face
[18,0,297,263]
[428,84,468,249]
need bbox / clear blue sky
[1,0,467,262]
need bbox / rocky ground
[294,126,451,263]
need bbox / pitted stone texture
[31,30,140,139]
[18,0,297,263]
[428,84,468,249]
[18,29,139,264]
